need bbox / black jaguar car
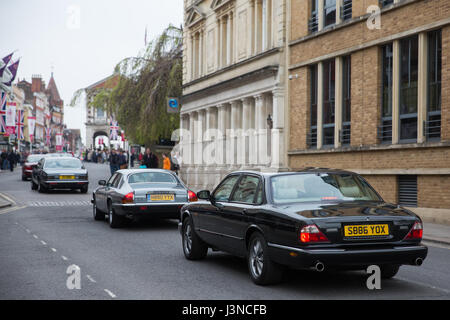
[31,156,89,193]
[179,169,427,285]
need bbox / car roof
[229,168,357,177]
[116,169,175,174]
[43,156,80,161]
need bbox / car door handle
[242,209,248,214]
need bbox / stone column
[418,32,428,144]
[216,19,221,70]
[230,100,240,169]
[226,14,232,66]
[189,34,194,81]
[249,0,255,56]
[255,0,261,53]
[241,97,252,168]
[271,89,284,169]
[254,94,266,166]
[199,31,203,77]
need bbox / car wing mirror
[98,180,106,186]
[197,190,211,200]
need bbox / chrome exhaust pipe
[314,261,325,272]
[415,258,423,266]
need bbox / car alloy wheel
[183,223,193,255]
[249,238,264,279]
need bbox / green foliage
[109,24,183,146]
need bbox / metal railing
[307,128,318,148]
[377,119,393,143]
[308,12,319,33]
[340,123,351,145]
[341,0,352,21]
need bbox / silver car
[91,169,197,228]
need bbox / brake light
[300,224,329,243]
[188,190,198,202]
[122,192,135,204]
[405,222,423,240]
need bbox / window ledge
[289,0,421,47]
[288,140,450,155]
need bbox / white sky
[0,0,183,143]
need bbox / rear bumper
[43,180,89,189]
[267,243,428,269]
[112,202,187,219]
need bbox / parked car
[31,156,89,193]
[22,154,46,181]
[91,169,197,228]
[179,169,428,285]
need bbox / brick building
[288,0,450,223]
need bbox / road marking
[397,277,450,295]
[25,229,30,233]
[0,205,27,215]
[33,234,38,239]
[104,289,116,299]
[86,275,97,283]
[40,240,47,245]
[61,255,68,261]
[26,200,91,207]
[51,248,57,252]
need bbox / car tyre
[37,182,47,193]
[80,185,88,194]
[247,232,284,286]
[92,197,105,221]
[380,264,400,279]
[108,202,124,228]
[182,217,208,260]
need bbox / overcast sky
[0,0,183,142]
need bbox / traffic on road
[1,158,449,301]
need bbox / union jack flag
[0,91,6,134]
[15,109,24,140]
[110,120,119,140]
[45,127,52,146]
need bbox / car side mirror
[197,190,211,200]
[98,180,106,186]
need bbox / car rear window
[270,173,381,204]
[44,158,82,169]
[128,172,177,184]
[27,155,44,162]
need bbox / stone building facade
[288,0,450,223]
[181,0,289,191]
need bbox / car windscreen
[27,155,44,163]
[44,158,82,169]
[270,173,381,204]
[128,172,177,184]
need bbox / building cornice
[183,46,281,89]
[181,65,279,107]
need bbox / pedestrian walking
[7,151,15,172]
[143,148,159,169]
[119,150,128,169]
[162,153,171,171]
[109,149,120,175]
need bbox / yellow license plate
[60,175,75,180]
[344,224,389,237]
[149,194,174,201]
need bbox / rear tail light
[299,224,329,243]
[405,222,423,240]
[122,192,135,204]
[188,190,198,202]
[25,165,32,170]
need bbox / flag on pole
[0,91,7,134]
[0,53,14,78]
[15,109,24,140]
[110,120,119,140]
[45,127,52,146]
[5,101,16,135]
[2,60,20,87]
[28,116,36,142]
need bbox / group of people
[83,149,108,163]
[0,149,23,172]
[108,149,130,175]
